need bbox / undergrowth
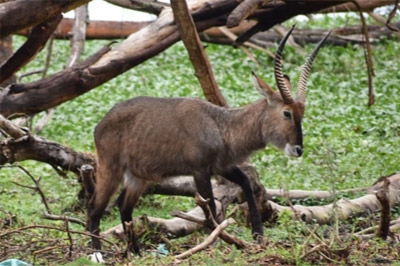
[1,11,400,265]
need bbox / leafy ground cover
[1,13,400,265]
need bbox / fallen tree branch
[265,173,400,224]
[42,212,86,227]
[174,218,236,260]
[145,175,368,200]
[0,115,96,174]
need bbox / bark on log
[103,173,400,241]
[319,0,397,13]
[0,0,90,39]
[145,175,367,200]
[105,0,166,15]
[0,115,96,174]
[266,173,400,224]
[0,36,15,86]
[16,19,152,40]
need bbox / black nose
[295,146,303,156]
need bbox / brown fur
[87,83,305,254]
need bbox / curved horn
[296,31,331,103]
[274,25,296,105]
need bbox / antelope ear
[251,72,276,102]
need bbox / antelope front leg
[220,166,264,243]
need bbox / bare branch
[386,0,400,31]
[0,115,96,173]
[66,5,88,68]
[227,0,271,28]
[0,0,90,39]
[354,1,375,106]
[170,0,227,106]
[174,218,236,260]
[42,213,86,227]
[105,0,166,15]
[16,164,52,213]
[0,14,62,85]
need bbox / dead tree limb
[66,4,88,68]
[319,0,397,13]
[0,14,62,85]
[235,0,347,45]
[145,175,368,200]
[352,1,375,106]
[375,178,391,240]
[103,173,400,242]
[105,0,166,15]
[0,0,90,39]
[175,218,236,260]
[1,0,350,118]
[265,173,400,224]
[0,115,96,174]
[171,0,227,106]
[0,0,229,117]
[227,0,271,28]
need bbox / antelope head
[252,25,330,157]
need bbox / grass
[1,12,400,265]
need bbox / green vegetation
[1,13,400,265]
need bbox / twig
[42,212,86,227]
[218,26,275,61]
[352,0,375,106]
[65,217,74,258]
[172,193,248,249]
[16,164,52,213]
[170,210,206,224]
[0,14,62,85]
[385,0,400,32]
[18,70,44,82]
[175,218,236,260]
[0,224,116,247]
[0,114,27,139]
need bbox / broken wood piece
[375,178,391,240]
[174,218,236,260]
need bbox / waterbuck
[86,26,329,256]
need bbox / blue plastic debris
[0,259,31,266]
[151,243,169,257]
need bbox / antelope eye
[283,110,292,119]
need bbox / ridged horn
[296,31,331,103]
[274,25,296,105]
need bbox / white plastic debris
[88,252,105,263]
